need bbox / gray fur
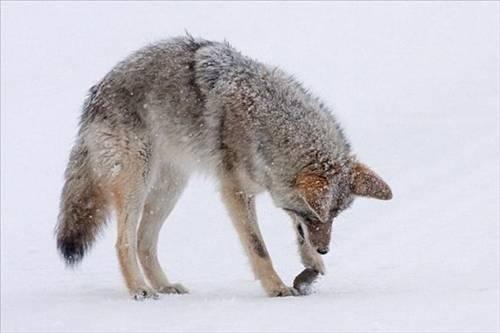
[56,35,391,297]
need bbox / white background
[1,2,499,332]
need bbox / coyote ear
[350,162,392,200]
[295,172,331,222]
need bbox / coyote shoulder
[56,36,392,299]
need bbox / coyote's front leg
[220,175,298,297]
[292,217,325,275]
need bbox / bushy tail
[56,140,108,266]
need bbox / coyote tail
[56,88,108,266]
[56,140,108,266]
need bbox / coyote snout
[294,218,332,255]
[317,247,329,255]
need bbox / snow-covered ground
[1,2,499,332]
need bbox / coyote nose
[317,247,329,255]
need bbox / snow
[1,2,499,332]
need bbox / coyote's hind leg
[112,173,158,300]
[137,164,189,294]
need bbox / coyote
[56,36,392,300]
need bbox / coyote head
[284,160,392,255]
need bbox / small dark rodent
[293,268,320,295]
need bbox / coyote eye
[284,208,314,222]
[302,214,318,225]
[298,211,319,225]
[296,223,305,239]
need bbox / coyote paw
[131,287,159,301]
[268,285,299,297]
[157,283,189,294]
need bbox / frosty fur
[56,35,392,299]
